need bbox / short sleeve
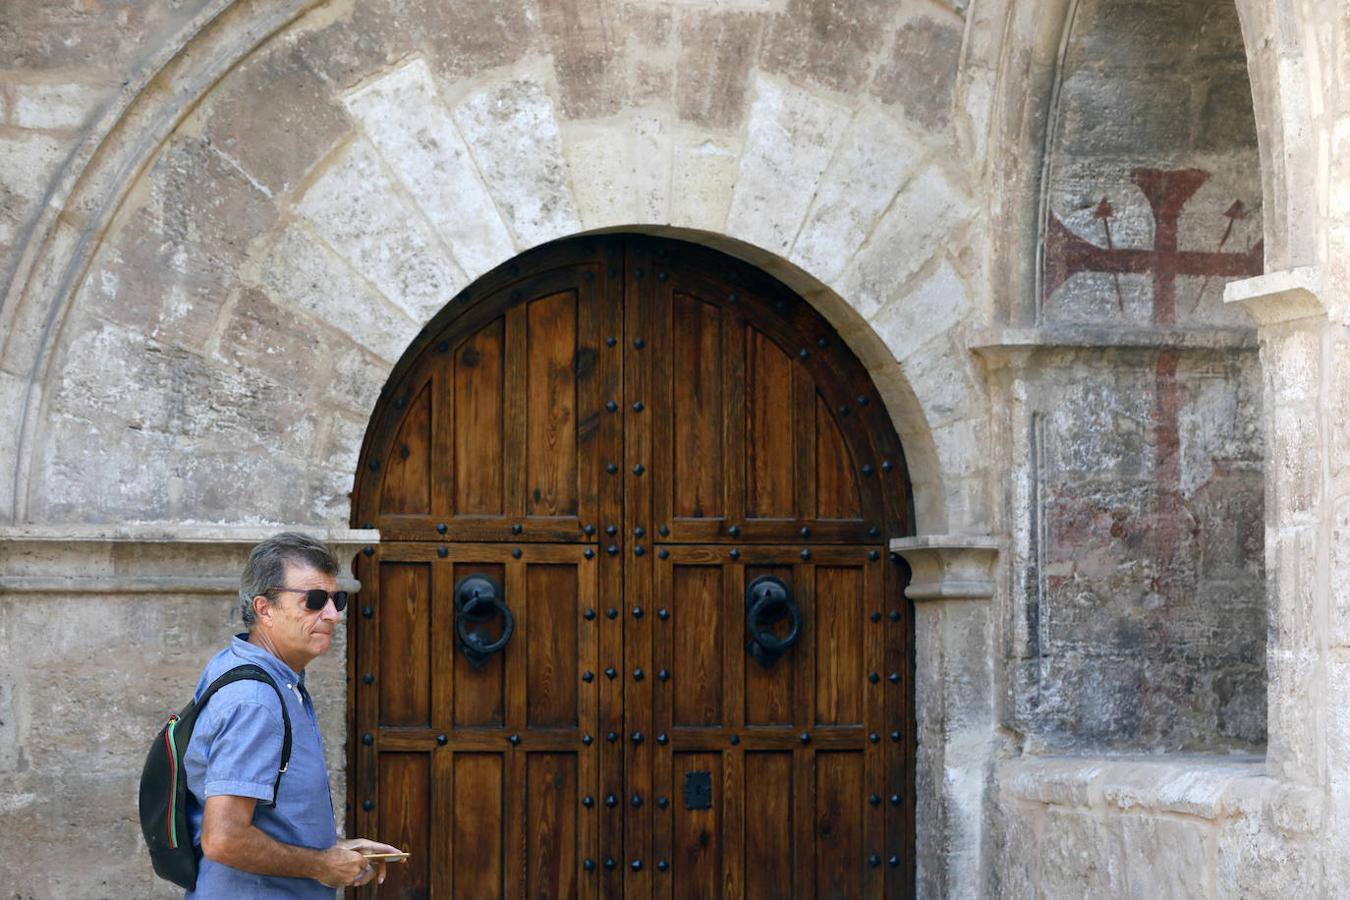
[199,698,286,801]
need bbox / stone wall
[992,757,1321,898]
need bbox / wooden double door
[351,237,914,898]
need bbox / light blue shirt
[183,635,338,898]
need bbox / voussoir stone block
[452,77,581,249]
[296,137,465,325]
[872,14,964,129]
[726,76,851,256]
[675,12,761,129]
[870,260,971,363]
[836,164,972,320]
[254,222,420,364]
[564,113,674,229]
[343,59,515,281]
[200,40,352,197]
[670,132,741,233]
[790,108,922,285]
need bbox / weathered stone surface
[401,0,538,81]
[309,414,368,522]
[1217,813,1322,898]
[0,0,212,71]
[200,39,352,197]
[760,0,895,95]
[726,76,850,255]
[790,109,921,285]
[675,12,763,128]
[871,261,970,364]
[296,138,465,325]
[254,222,420,364]
[538,0,625,119]
[215,286,332,387]
[0,130,68,247]
[872,15,963,129]
[9,81,111,130]
[80,134,277,353]
[38,318,322,523]
[669,131,740,232]
[452,78,581,249]
[835,165,972,319]
[343,59,515,280]
[1038,808,1117,895]
[564,112,674,227]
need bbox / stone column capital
[1224,266,1325,326]
[889,535,1000,601]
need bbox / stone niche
[1008,0,1267,753]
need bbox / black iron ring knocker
[744,576,801,667]
[454,574,514,669]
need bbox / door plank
[379,561,432,727]
[745,327,796,519]
[525,290,580,518]
[526,563,580,728]
[378,752,430,898]
[527,753,580,899]
[381,380,433,515]
[744,751,794,900]
[452,752,505,898]
[453,317,506,516]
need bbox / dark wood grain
[452,753,504,898]
[379,752,429,898]
[745,327,796,519]
[672,564,724,726]
[380,380,433,515]
[526,563,579,728]
[816,751,863,900]
[378,561,431,726]
[526,290,580,518]
[453,318,505,516]
[527,753,580,899]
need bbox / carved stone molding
[1224,266,1325,325]
[0,524,379,594]
[889,535,1000,601]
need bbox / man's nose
[321,599,340,620]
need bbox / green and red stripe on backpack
[138,664,292,890]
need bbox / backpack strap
[197,663,293,806]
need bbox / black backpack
[138,663,293,890]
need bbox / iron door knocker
[454,574,514,668]
[744,575,801,666]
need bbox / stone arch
[1230,0,1322,270]
[4,7,991,539]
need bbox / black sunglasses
[272,586,349,612]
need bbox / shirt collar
[230,633,304,686]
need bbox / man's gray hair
[239,532,340,628]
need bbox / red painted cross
[1043,167,1263,324]
[1043,168,1264,597]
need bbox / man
[182,532,400,896]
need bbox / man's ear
[252,594,273,627]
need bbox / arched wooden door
[351,236,915,898]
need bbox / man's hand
[334,837,405,887]
[315,844,373,888]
